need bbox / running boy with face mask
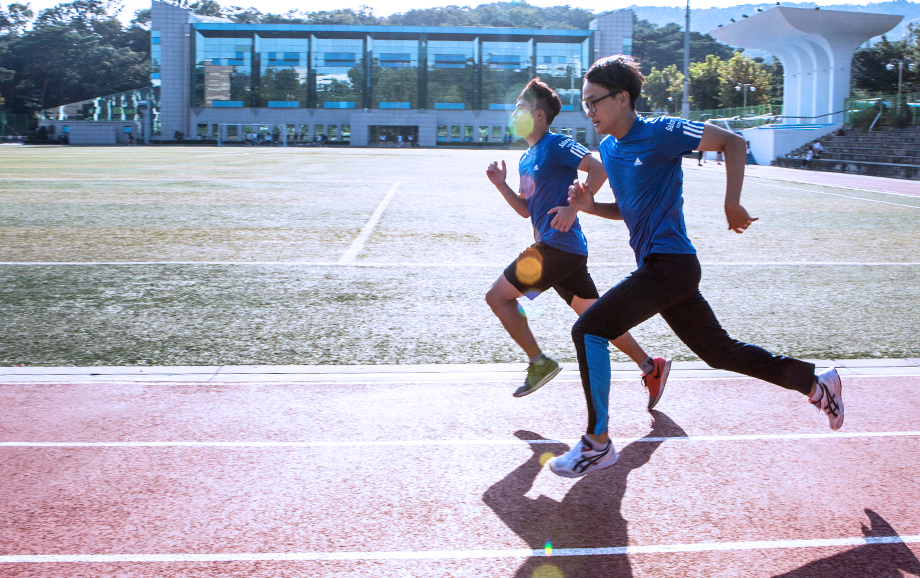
[486,77,670,402]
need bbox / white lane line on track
[2,261,919,267]
[746,174,920,199]
[338,181,400,264]
[3,535,919,563]
[3,431,919,448]
[757,181,920,209]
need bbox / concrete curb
[1,359,918,383]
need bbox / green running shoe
[514,356,561,398]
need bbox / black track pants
[572,253,816,435]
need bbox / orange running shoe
[642,357,671,410]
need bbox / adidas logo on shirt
[534,164,539,171]
[634,158,643,166]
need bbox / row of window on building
[195,122,589,145]
[164,32,591,110]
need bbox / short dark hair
[518,77,562,124]
[584,55,644,110]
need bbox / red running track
[2,370,919,577]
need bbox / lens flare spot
[516,252,543,285]
[533,563,562,578]
[539,451,555,466]
[544,541,553,556]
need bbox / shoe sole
[513,364,562,398]
[647,359,672,411]
[549,451,619,478]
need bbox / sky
[24,0,902,24]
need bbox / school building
[40,1,634,147]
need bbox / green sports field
[2,146,919,366]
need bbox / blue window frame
[324,52,356,67]
[489,55,521,70]
[433,54,466,69]
[378,53,411,68]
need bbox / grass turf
[2,146,919,366]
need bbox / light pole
[735,83,755,108]
[568,55,582,107]
[886,58,915,98]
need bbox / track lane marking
[3,431,920,448]
[743,173,920,199]
[2,261,919,267]
[756,181,920,209]
[3,534,919,563]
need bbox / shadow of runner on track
[483,410,688,578]
[772,509,920,578]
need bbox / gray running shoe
[513,357,561,398]
[811,367,844,430]
[548,435,619,478]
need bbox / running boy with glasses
[486,77,670,402]
[547,56,844,478]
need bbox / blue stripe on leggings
[584,333,611,434]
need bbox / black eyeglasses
[581,91,618,114]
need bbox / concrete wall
[710,8,902,124]
[190,108,597,147]
[40,120,141,145]
[589,10,634,61]
[152,1,194,140]
[741,123,841,165]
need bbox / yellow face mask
[511,108,535,138]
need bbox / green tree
[1,1,148,115]
[643,64,684,113]
[852,35,916,96]
[717,52,771,108]
[631,17,733,75]
[689,54,722,110]
[0,3,33,33]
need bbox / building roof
[191,22,593,43]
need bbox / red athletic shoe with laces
[642,357,671,410]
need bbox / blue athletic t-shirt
[598,116,704,264]
[519,132,590,256]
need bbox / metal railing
[39,86,160,125]
[844,93,919,128]
[689,104,781,122]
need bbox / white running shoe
[547,435,619,478]
[811,367,844,431]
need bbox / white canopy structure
[710,7,902,123]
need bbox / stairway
[772,126,920,180]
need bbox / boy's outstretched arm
[487,160,529,218]
[697,123,759,234]
[549,153,609,232]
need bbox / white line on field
[1,261,919,267]
[757,181,920,209]
[0,177,391,183]
[338,182,401,264]
[3,431,919,448]
[3,534,919,563]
